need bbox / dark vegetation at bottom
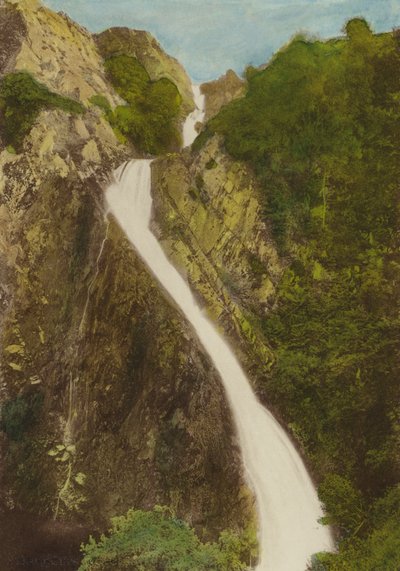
[0,390,43,441]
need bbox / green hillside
[197,19,400,569]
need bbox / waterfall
[105,83,333,570]
[106,158,334,570]
[182,85,205,147]
[79,215,110,336]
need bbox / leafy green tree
[318,474,366,534]
[79,506,249,571]
[311,486,400,571]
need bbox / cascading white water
[182,85,205,147]
[106,84,333,569]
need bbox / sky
[44,0,400,82]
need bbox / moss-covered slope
[95,27,194,115]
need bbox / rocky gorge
[0,1,399,570]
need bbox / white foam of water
[182,85,205,147]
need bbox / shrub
[0,72,84,150]
[79,506,249,571]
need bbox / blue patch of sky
[43,0,400,82]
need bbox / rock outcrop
[201,69,246,122]
[2,0,120,105]
[95,27,195,115]
[152,135,282,387]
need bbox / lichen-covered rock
[201,69,246,122]
[0,153,251,532]
[152,135,281,382]
[3,0,121,105]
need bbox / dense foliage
[0,72,84,151]
[93,54,182,154]
[199,19,400,568]
[0,391,43,441]
[79,506,254,570]
[312,484,400,570]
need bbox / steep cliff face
[0,101,129,568]
[2,0,120,105]
[95,27,195,115]
[201,69,246,122]
[152,136,281,389]
[0,1,27,74]
[0,136,249,528]
[0,2,252,569]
